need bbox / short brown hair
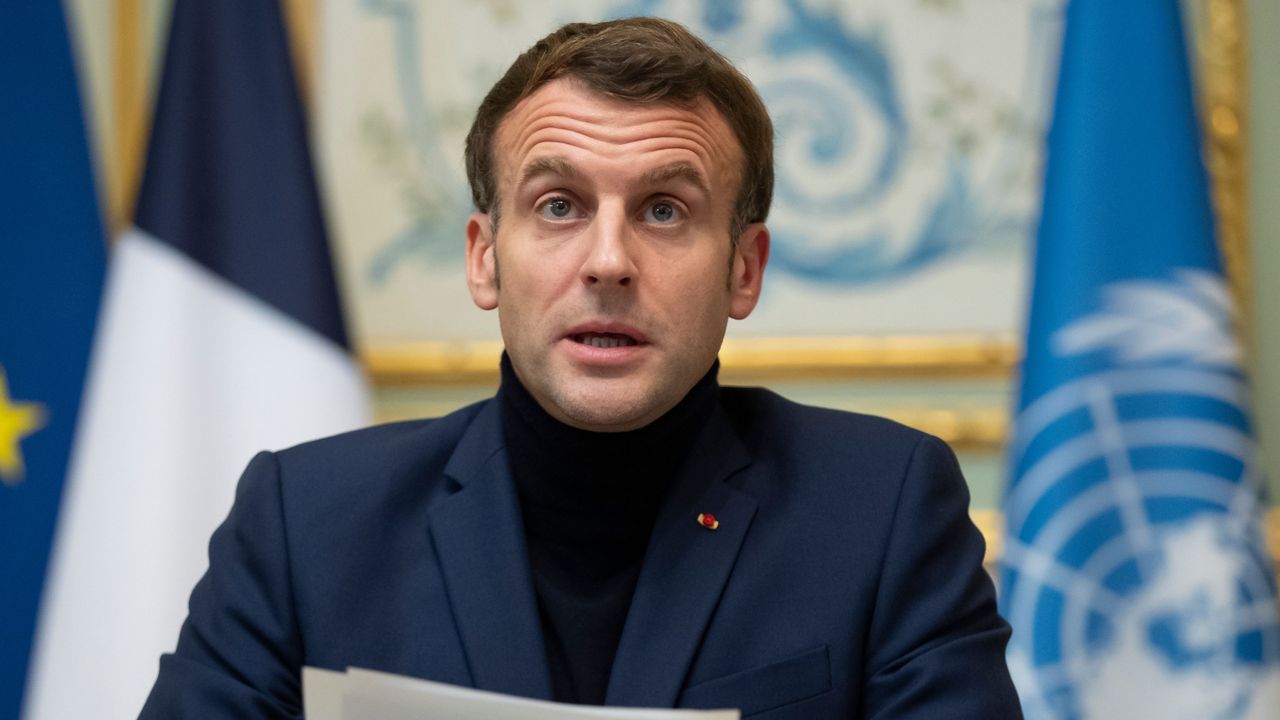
[464,17,773,241]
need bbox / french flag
[24,2,370,718]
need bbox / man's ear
[729,223,769,320]
[465,211,499,310]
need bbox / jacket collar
[430,400,553,699]
[604,400,755,707]
[431,392,756,707]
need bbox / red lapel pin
[697,513,719,530]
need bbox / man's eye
[540,197,575,219]
[646,201,680,223]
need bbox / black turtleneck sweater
[498,354,719,705]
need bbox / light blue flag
[1000,1,1280,718]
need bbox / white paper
[302,666,739,719]
[302,667,346,720]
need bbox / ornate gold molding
[108,0,150,236]
[282,0,319,110]
[1198,0,1253,352]
[362,336,1017,450]
[361,334,1019,387]
[363,340,506,386]
[715,335,1018,381]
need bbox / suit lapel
[428,401,553,700]
[605,404,757,708]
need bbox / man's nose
[580,201,636,288]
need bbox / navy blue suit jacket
[140,387,1020,718]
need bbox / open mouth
[571,332,639,349]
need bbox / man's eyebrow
[516,156,582,190]
[639,162,710,194]
[516,158,712,196]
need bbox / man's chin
[551,389,670,433]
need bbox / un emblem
[1002,270,1280,719]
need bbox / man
[141,17,1020,718]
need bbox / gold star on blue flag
[0,367,48,485]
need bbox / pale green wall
[1248,0,1280,500]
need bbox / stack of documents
[304,667,740,720]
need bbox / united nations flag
[1001,1,1280,718]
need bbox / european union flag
[0,3,106,717]
[1001,1,1280,718]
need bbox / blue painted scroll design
[360,0,472,284]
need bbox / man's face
[465,78,768,432]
